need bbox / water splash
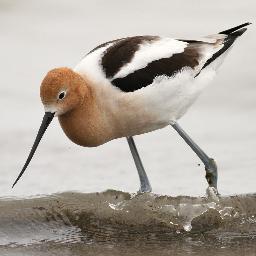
[159,199,241,232]
[0,190,255,246]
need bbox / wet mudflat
[1,239,256,256]
[0,191,255,255]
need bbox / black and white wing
[74,23,250,93]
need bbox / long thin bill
[12,112,55,188]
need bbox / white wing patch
[74,43,114,85]
[112,38,187,80]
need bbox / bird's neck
[58,86,113,147]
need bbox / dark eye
[58,91,66,100]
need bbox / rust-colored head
[40,67,88,116]
[12,67,89,188]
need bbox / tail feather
[200,23,251,71]
[219,22,252,35]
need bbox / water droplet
[183,223,192,232]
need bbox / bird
[13,22,251,194]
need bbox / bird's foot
[138,183,152,194]
[206,186,219,201]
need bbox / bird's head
[40,67,88,116]
[12,67,88,187]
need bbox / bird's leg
[171,122,218,193]
[126,136,152,193]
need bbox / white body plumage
[74,36,225,136]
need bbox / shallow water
[0,0,255,197]
[0,0,256,255]
[0,190,255,255]
[0,0,256,196]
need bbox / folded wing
[76,23,250,93]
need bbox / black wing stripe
[101,36,158,79]
[87,38,122,55]
[112,46,200,92]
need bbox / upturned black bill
[12,112,55,188]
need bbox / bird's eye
[58,91,66,100]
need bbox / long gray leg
[171,122,218,191]
[126,136,152,193]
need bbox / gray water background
[0,1,255,197]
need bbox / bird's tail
[219,22,252,37]
[199,22,251,72]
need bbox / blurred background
[0,0,255,197]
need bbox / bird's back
[75,22,250,95]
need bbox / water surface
[0,191,255,255]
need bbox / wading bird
[13,23,251,194]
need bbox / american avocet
[13,22,251,193]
